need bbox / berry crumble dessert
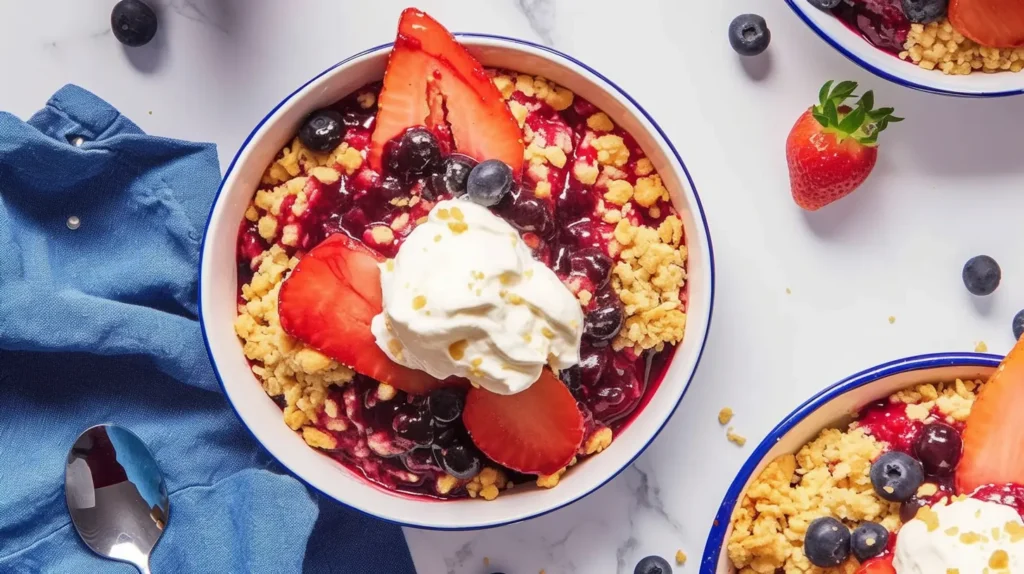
[816,0,1024,74]
[726,336,1024,573]
[233,8,689,500]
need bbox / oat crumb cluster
[727,380,983,573]
[901,20,1024,75]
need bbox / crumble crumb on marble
[975,340,988,353]
[675,550,687,565]
[727,380,984,574]
[726,428,747,447]
[719,407,734,425]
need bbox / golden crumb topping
[610,217,687,354]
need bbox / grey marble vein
[161,0,230,34]
[515,0,556,46]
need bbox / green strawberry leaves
[812,80,903,147]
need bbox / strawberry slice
[463,369,584,475]
[950,0,1024,48]
[856,557,895,574]
[278,233,445,395]
[369,8,523,175]
[956,335,1024,494]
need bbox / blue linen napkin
[0,85,416,574]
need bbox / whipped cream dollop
[370,199,583,395]
[894,497,1024,574]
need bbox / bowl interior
[787,0,1024,97]
[706,357,1000,572]
[200,36,713,529]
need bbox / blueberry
[467,160,515,207]
[900,496,928,523]
[870,451,924,502]
[428,388,464,424]
[559,364,582,395]
[851,522,889,562]
[569,247,614,289]
[111,0,158,47]
[804,517,851,567]
[438,443,481,480]
[583,290,624,343]
[914,423,962,476]
[386,128,441,178]
[962,255,1001,296]
[392,405,433,447]
[806,0,842,10]
[902,0,947,23]
[633,555,672,574]
[299,110,345,153]
[375,175,405,201]
[504,195,554,238]
[1013,309,1024,340]
[728,14,771,57]
[430,154,477,198]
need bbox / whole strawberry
[786,81,902,211]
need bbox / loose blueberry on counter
[870,451,924,502]
[807,0,842,9]
[111,0,158,47]
[428,388,465,424]
[901,0,948,23]
[914,422,962,475]
[962,255,1001,296]
[804,517,851,567]
[634,555,672,574]
[900,496,928,523]
[851,522,889,562]
[299,109,345,153]
[437,443,481,480]
[1013,309,1024,340]
[583,289,625,344]
[728,14,771,56]
[430,154,478,198]
[467,159,514,207]
[386,127,442,178]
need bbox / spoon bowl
[65,424,168,574]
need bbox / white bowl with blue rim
[701,351,1002,571]
[198,35,715,530]
[786,0,1024,97]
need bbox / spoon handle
[135,561,151,574]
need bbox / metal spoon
[65,424,168,574]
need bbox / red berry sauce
[830,0,911,55]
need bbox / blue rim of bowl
[197,33,717,531]
[785,0,1024,98]
[699,351,1003,571]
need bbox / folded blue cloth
[0,85,416,574]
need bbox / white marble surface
[5,1,1024,573]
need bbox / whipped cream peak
[894,497,1024,574]
[370,199,584,395]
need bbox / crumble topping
[262,137,362,186]
[727,380,984,574]
[901,20,1024,75]
[234,245,354,432]
[466,467,508,500]
[610,217,688,354]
